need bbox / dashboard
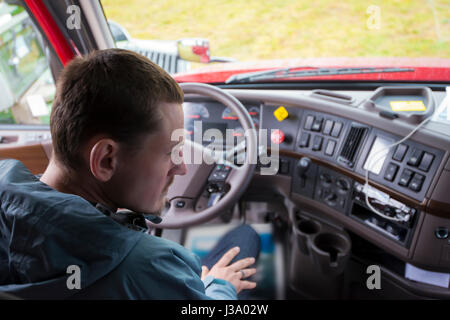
[182,87,450,273]
[1,86,449,274]
[183,101,261,144]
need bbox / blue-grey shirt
[0,159,236,299]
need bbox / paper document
[432,86,450,123]
[405,263,450,288]
[26,95,49,117]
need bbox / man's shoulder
[0,159,34,188]
[0,159,66,205]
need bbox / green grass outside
[102,0,449,62]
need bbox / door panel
[0,143,50,174]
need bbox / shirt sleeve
[202,275,237,300]
[109,236,238,300]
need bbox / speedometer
[248,106,260,118]
[183,102,210,119]
[221,107,238,120]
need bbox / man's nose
[175,159,187,176]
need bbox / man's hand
[201,246,257,294]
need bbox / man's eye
[167,144,184,157]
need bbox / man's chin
[147,195,169,216]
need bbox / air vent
[310,90,355,105]
[338,125,367,167]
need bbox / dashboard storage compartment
[350,182,418,247]
[362,86,435,124]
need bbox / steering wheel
[147,82,257,229]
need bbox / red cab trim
[25,0,75,65]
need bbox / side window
[0,3,55,125]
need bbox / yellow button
[273,106,289,122]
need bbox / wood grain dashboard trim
[274,148,450,218]
[0,144,50,175]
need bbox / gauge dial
[248,106,260,128]
[233,127,245,137]
[221,107,238,120]
[248,106,260,118]
[183,102,210,120]
[252,117,260,128]
[185,122,194,136]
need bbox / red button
[271,129,285,144]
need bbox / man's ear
[89,139,120,182]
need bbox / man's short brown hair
[50,48,184,170]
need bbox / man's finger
[201,266,209,279]
[240,280,257,290]
[214,247,240,267]
[239,268,257,279]
[229,257,255,271]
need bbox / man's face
[108,102,186,214]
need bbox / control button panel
[357,129,444,202]
[407,149,423,167]
[271,129,285,144]
[331,122,343,137]
[298,133,310,148]
[296,112,348,163]
[312,136,323,151]
[261,104,301,152]
[418,152,434,172]
[325,140,336,156]
[314,166,352,214]
[392,144,408,162]
[208,164,232,182]
[392,145,437,194]
[273,106,289,122]
[304,115,314,130]
[311,118,323,132]
[398,168,414,187]
[323,120,334,135]
[408,173,425,192]
[197,164,233,211]
[384,163,399,181]
[279,158,291,174]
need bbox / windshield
[0,2,54,125]
[101,0,450,83]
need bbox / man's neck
[40,159,118,211]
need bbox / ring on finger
[240,270,245,278]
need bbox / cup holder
[297,219,321,235]
[291,212,352,297]
[311,232,351,275]
[292,213,352,275]
[294,219,321,254]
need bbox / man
[0,49,260,299]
